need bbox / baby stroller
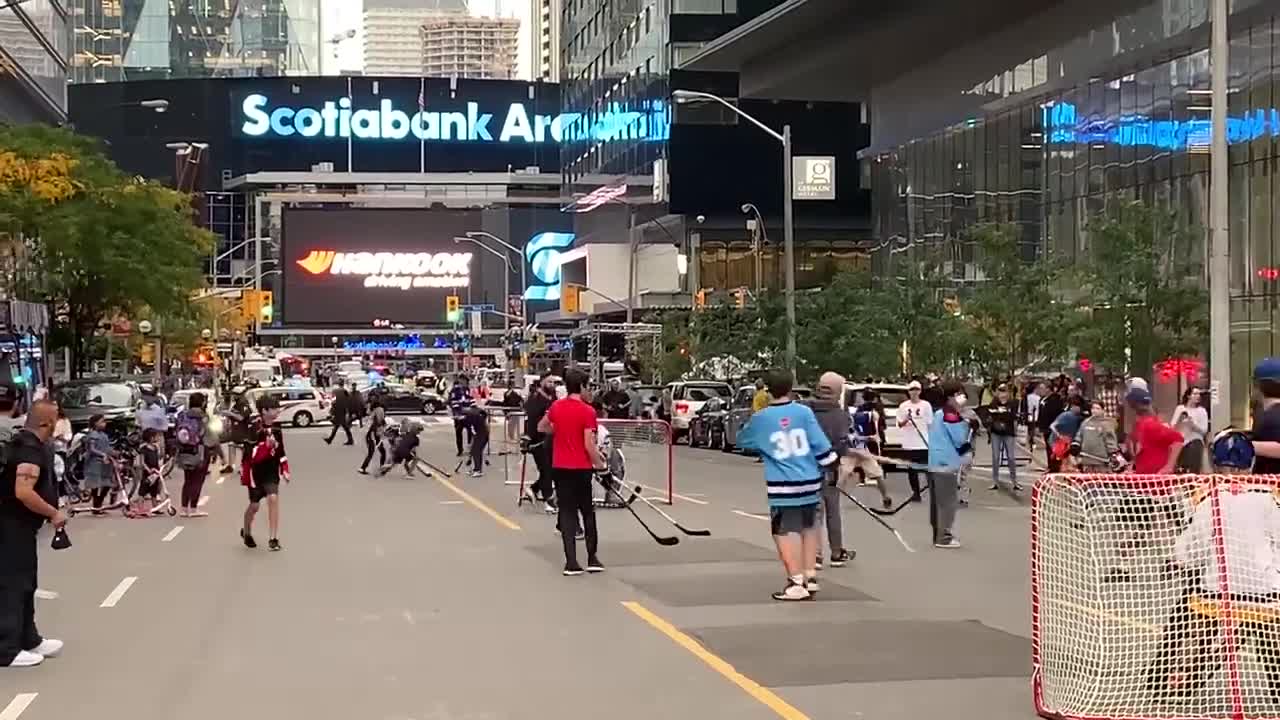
[592,426,637,508]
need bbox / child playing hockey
[739,370,839,601]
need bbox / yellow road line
[416,460,522,531]
[621,601,810,720]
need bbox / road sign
[792,155,836,200]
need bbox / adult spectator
[524,373,556,512]
[601,378,631,419]
[895,380,933,502]
[324,380,354,446]
[0,399,65,667]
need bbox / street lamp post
[673,90,796,372]
[741,203,768,293]
[453,236,516,334]
[1209,0,1231,429]
[463,231,527,327]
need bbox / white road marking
[732,509,769,521]
[33,589,57,600]
[439,500,464,505]
[637,484,709,505]
[0,693,37,720]
[215,476,225,485]
[403,610,416,625]
[100,576,137,608]
[197,495,210,507]
[161,526,184,542]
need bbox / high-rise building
[70,0,322,84]
[529,0,560,82]
[421,15,520,80]
[362,0,468,77]
[1,0,69,123]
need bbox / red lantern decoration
[1078,357,1092,373]
[1154,357,1204,383]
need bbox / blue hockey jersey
[739,400,837,508]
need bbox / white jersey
[895,400,933,450]
[1174,488,1280,596]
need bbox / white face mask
[953,394,968,408]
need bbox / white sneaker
[771,582,812,602]
[32,639,62,658]
[7,650,43,667]
[934,538,963,549]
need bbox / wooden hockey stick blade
[630,486,712,536]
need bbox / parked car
[688,396,729,449]
[722,385,758,453]
[54,378,141,431]
[365,383,446,415]
[659,381,732,442]
[244,386,329,428]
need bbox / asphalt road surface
[3,424,1040,720]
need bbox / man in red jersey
[538,368,606,576]
[1127,388,1183,475]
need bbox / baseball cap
[816,372,845,401]
[1125,387,1152,406]
[907,380,922,390]
[1255,357,1280,382]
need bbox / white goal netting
[599,419,674,505]
[1033,473,1280,720]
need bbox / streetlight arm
[453,237,514,274]
[465,230,520,257]
[673,90,784,144]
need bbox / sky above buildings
[323,0,532,79]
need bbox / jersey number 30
[769,429,810,460]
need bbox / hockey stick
[628,485,711,536]
[868,486,929,516]
[595,475,678,546]
[835,485,915,552]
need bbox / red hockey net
[599,419,674,505]
[1033,473,1280,720]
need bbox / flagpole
[419,77,426,174]
[346,76,353,172]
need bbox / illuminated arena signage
[1043,101,1280,150]
[296,249,473,290]
[238,94,669,144]
[523,231,575,301]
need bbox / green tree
[1075,199,1208,374]
[882,254,975,377]
[0,125,215,376]
[962,223,1075,379]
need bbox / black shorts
[248,481,280,503]
[770,504,818,536]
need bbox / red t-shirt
[547,396,598,470]
[1131,414,1184,474]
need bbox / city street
[3,425,1039,720]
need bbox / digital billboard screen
[281,208,488,326]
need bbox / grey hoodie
[809,398,850,460]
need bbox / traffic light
[562,283,582,314]
[446,295,460,322]
[733,287,747,309]
[694,288,706,310]
[259,291,273,324]
[240,290,260,322]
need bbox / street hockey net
[1033,473,1280,720]
[599,419,674,505]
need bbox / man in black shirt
[980,383,1021,491]
[324,380,354,446]
[241,395,289,551]
[601,379,631,419]
[0,398,65,668]
[1251,358,1280,475]
[523,373,556,511]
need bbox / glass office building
[0,0,69,122]
[71,0,321,83]
[867,0,1280,424]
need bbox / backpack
[175,411,204,451]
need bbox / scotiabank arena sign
[296,249,473,290]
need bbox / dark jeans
[1043,429,1061,472]
[904,449,927,496]
[453,418,473,455]
[361,430,386,471]
[91,487,110,509]
[0,583,41,666]
[470,431,488,472]
[529,441,552,500]
[555,468,598,568]
[326,417,353,444]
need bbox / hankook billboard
[281,208,487,326]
